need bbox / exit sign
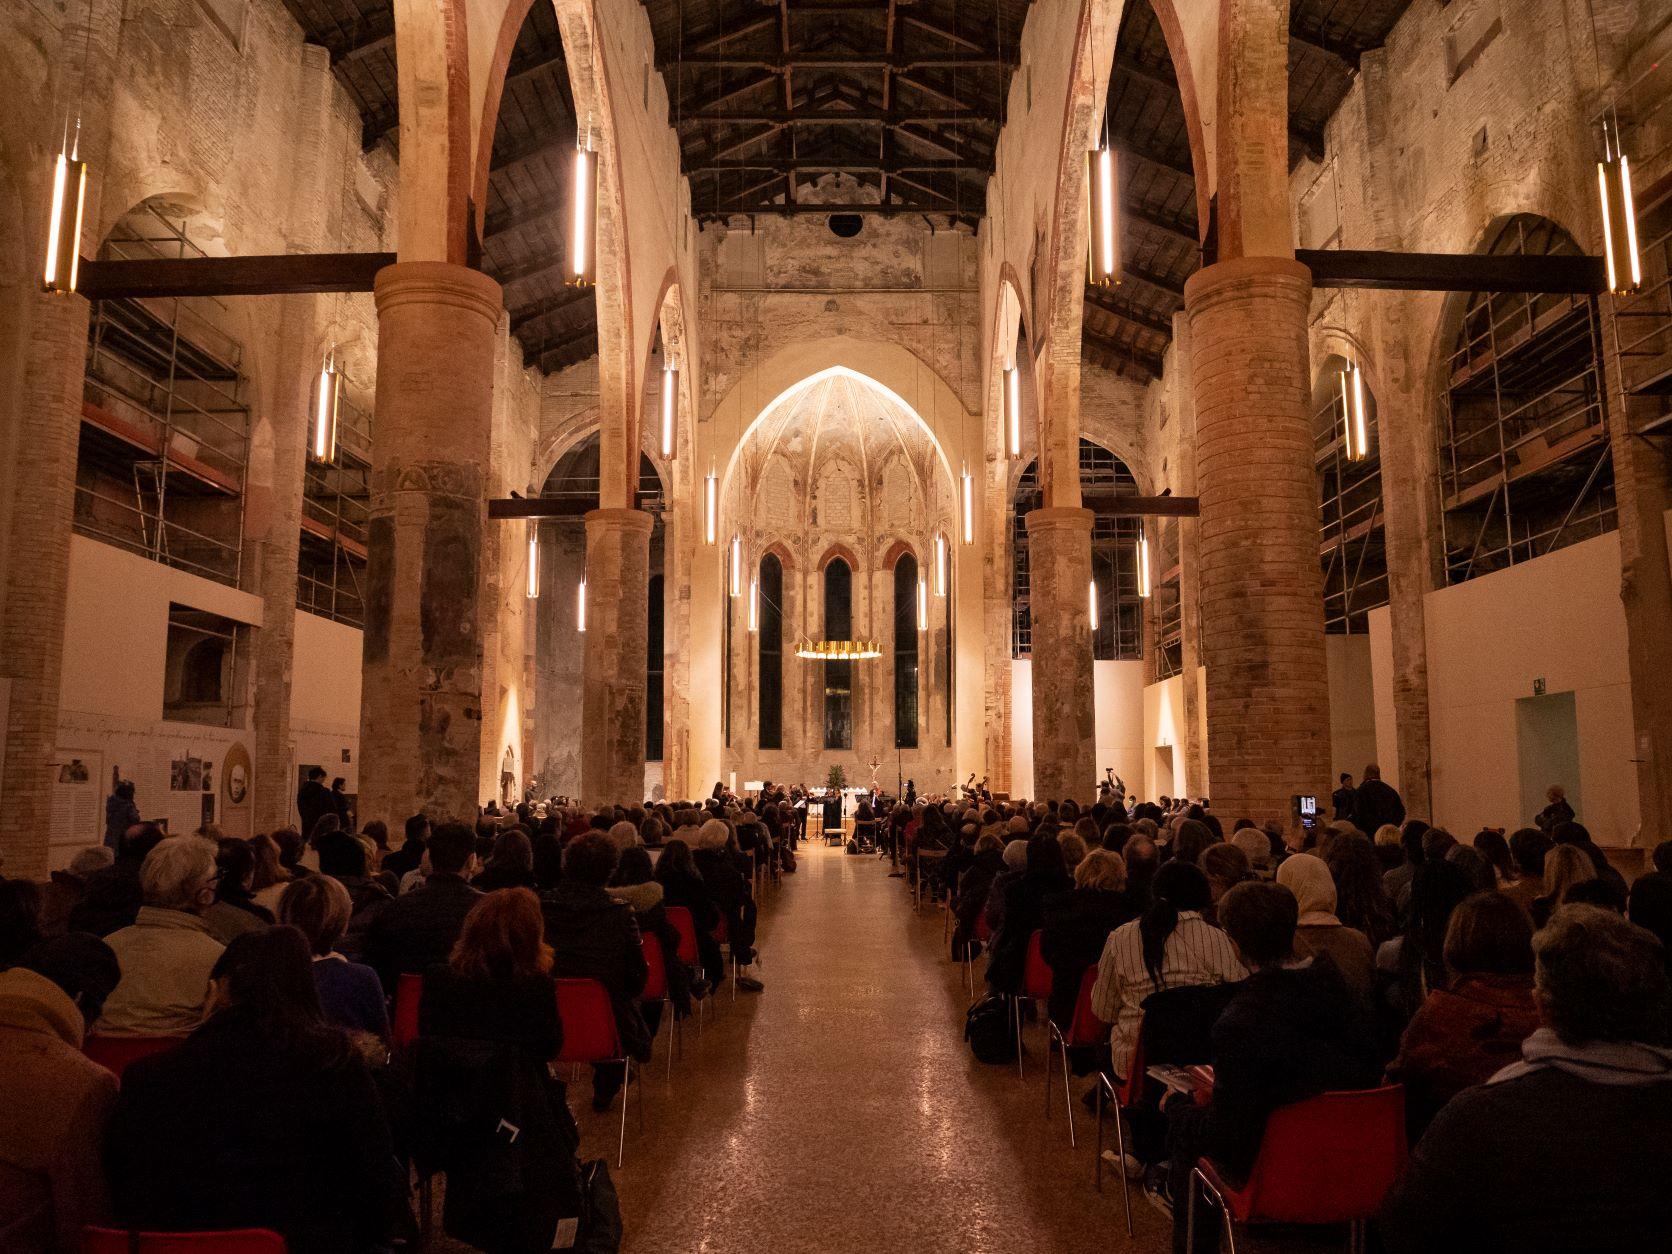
[1533,678,1547,696]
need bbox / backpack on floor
[964,992,1017,1065]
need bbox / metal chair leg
[1061,1035,1077,1148]
[1111,1086,1133,1236]
[617,1059,630,1168]
[1043,1028,1056,1117]
[1014,997,1025,1080]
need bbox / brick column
[1172,309,1208,799]
[581,506,653,807]
[1186,257,1330,824]
[0,294,90,876]
[1026,506,1095,802]
[359,262,502,824]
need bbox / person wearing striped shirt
[1091,861,1246,1079]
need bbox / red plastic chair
[554,978,639,1166]
[664,907,706,1040]
[710,914,738,1001]
[82,1035,184,1080]
[1043,967,1108,1149]
[83,1227,285,1252]
[640,933,674,1079]
[1187,1085,1409,1254]
[962,908,993,993]
[391,973,423,1051]
[1012,930,1053,1080]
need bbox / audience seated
[1500,827,1550,918]
[1276,853,1375,1003]
[316,829,394,959]
[691,820,762,989]
[475,829,537,892]
[1324,831,1396,945]
[1381,906,1672,1252]
[36,847,112,939]
[203,838,272,944]
[1091,861,1245,1081]
[951,833,1006,958]
[381,813,431,883]
[67,823,164,938]
[541,832,651,1112]
[1157,880,1382,1247]
[1198,843,1251,910]
[279,875,390,1044]
[363,821,482,994]
[987,833,1073,995]
[609,845,699,1022]
[1386,891,1539,1137]
[0,934,122,1252]
[0,878,43,967]
[1377,860,1471,1031]
[105,927,402,1252]
[1530,843,1596,928]
[1627,872,1672,979]
[95,836,225,1037]
[654,837,724,986]
[1038,850,1135,1030]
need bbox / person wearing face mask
[93,836,226,1037]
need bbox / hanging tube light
[960,462,975,545]
[1003,365,1022,458]
[704,465,719,545]
[1086,140,1120,287]
[729,534,742,597]
[748,577,759,632]
[917,576,928,633]
[568,129,599,287]
[43,131,87,295]
[310,349,341,463]
[1340,362,1369,462]
[577,578,587,632]
[1137,529,1151,600]
[526,524,540,600]
[1598,115,1641,296]
[1088,577,1098,630]
[660,358,678,459]
[933,532,947,597]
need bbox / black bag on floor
[964,992,1017,1065]
[572,1158,623,1253]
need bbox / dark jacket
[473,864,537,893]
[987,869,1072,995]
[1380,1066,1672,1253]
[540,882,651,1062]
[1386,973,1540,1139]
[1171,960,1381,1179]
[1352,778,1406,835]
[334,875,393,962]
[362,874,482,994]
[1038,886,1136,1028]
[656,868,723,983]
[67,858,144,938]
[953,850,1006,950]
[1331,784,1356,822]
[381,839,426,882]
[105,1005,399,1254]
[103,796,141,850]
[296,780,335,839]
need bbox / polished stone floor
[569,841,1171,1253]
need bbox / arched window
[758,553,783,751]
[647,575,664,761]
[823,557,853,750]
[180,639,226,703]
[1440,215,1614,583]
[893,553,919,748]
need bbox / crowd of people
[0,783,811,1252]
[905,768,1672,1253]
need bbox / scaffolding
[1438,215,1615,585]
[298,394,371,628]
[1605,67,1672,441]
[77,205,251,587]
[1152,515,1183,680]
[1315,375,1388,632]
[1012,438,1143,661]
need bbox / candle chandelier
[794,638,883,661]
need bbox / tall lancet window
[823,557,853,750]
[893,553,919,748]
[758,553,783,751]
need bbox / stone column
[581,507,653,807]
[1186,257,1331,824]
[0,294,90,876]
[359,262,502,824]
[1173,309,1208,800]
[1026,506,1096,801]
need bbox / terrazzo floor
[571,842,1174,1253]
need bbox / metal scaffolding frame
[77,204,252,588]
[298,395,372,627]
[1315,374,1388,633]
[1153,514,1183,680]
[1438,215,1615,585]
[1012,438,1143,661]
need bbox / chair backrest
[82,1035,184,1080]
[391,972,424,1050]
[1239,1085,1408,1224]
[1065,967,1109,1048]
[553,978,623,1065]
[975,909,992,944]
[641,933,668,1001]
[1020,930,1053,1002]
[83,1226,287,1252]
[1136,981,1238,1067]
[711,914,730,946]
[665,906,700,965]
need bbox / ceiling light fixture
[310,348,340,463]
[794,638,883,661]
[1003,364,1022,458]
[526,524,540,599]
[43,126,86,295]
[568,123,598,287]
[1086,140,1120,287]
[1598,112,1641,295]
[1340,362,1370,462]
[660,358,678,459]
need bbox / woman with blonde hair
[1039,849,1135,1030]
[1530,843,1596,928]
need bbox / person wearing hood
[0,934,122,1252]
[1155,881,1381,1240]
[1381,905,1672,1252]
[1276,853,1374,1003]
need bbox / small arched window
[758,553,783,751]
[893,553,919,748]
[180,639,226,704]
[823,557,853,750]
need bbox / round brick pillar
[1026,506,1096,802]
[359,262,502,825]
[1184,257,1330,825]
[582,507,654,807]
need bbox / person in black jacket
[1351,763,1405,836]
[1159,881,1382,1251]
[106,927,403,1253]
[68,822,165,937]
[541,832,650,1111]
[382,813,431,882]
[691,819,763,990]
[417,887,583,1253]
[952,834,1007,958]
[317,830,393,961]
[1381,905,1672,1254]
[296,767,335,844]
[987,833,1072,995]
[103,779,141,850]
[1039,849,1137,1030]
[363,822,481,993]
[655,838,724,986]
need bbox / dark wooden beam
[899,13,987,53]
[1289,24,1364,72]
[482,199,559,240]
[489,493,658,520]
[1081,329,1164,378]
[1084,493,1199,517]
[77,253,396,300]
[491,132,571,174]
[1299,248,1607,294]
[1084,288,1175,337]
[662,52,1016,69]
[688,14,780,54]
[691,157,975,172]
[504,45,567,86]
[1119,259,1188,299]
[685,107,996,125]
[1124,199,1200,247]
[508,287,595,335]
[696,202,972,217]
[334,20,394,64]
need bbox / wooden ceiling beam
[334,20,394,64]
[685,107,997,125]
[76,252,395,299]
[1289,23,1365,71]
[1124,199,1200,247]
[1082,328,1164,379]
[1083,287,1176,337]
[689,157,975,172]
[688,14,778,53]
[695,201,976,218]
[899,13,987,53]
[508,287,595,335]
[532,325,601,373]
[490,132,572,174]
[661,52,1016,69]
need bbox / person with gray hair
[93,836,225,1037]
[1381,905,1672,1252]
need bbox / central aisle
[588,842,1171,1253]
